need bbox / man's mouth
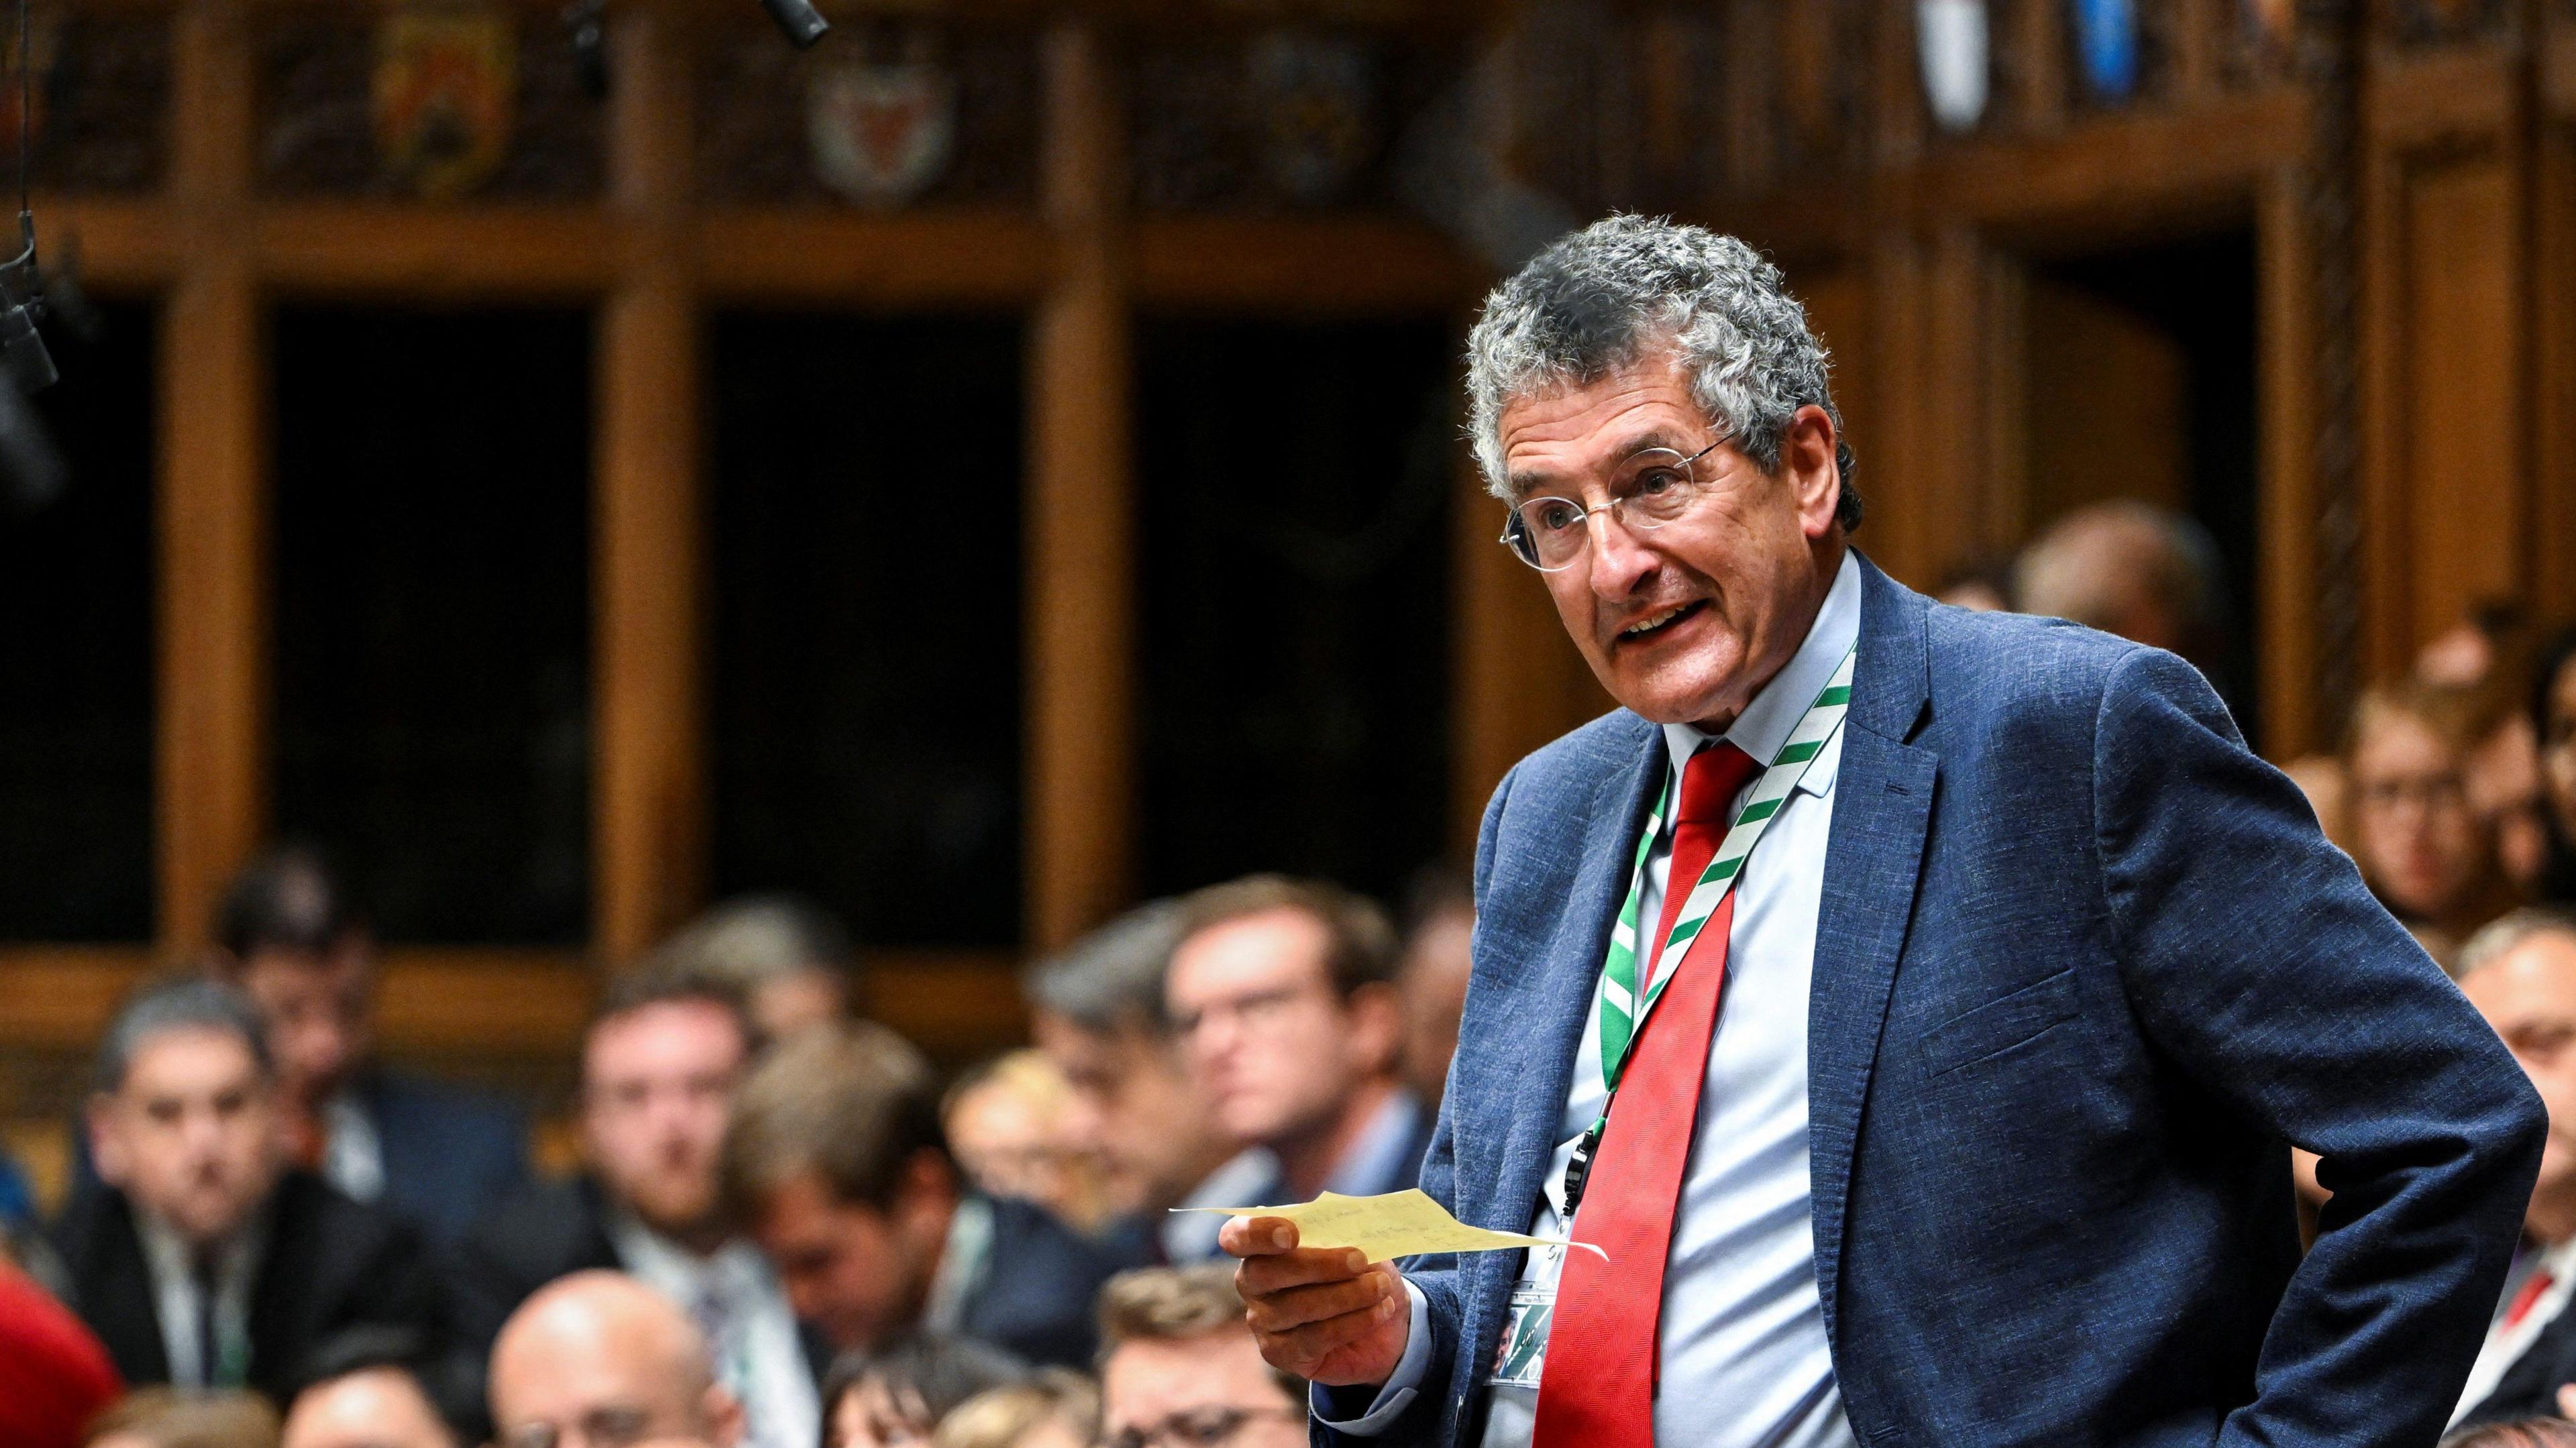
[1616,600,1705,643]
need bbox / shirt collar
[1660,550,1862,798]
[136,1199,261,1288]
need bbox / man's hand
[1223,1215,1411,1387]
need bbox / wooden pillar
[158,0,262,949]
[1026,25,1132,950]
[594,0,703,962]
[2256,167,2322,759]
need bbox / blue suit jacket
[364,1068,528,1246]
[1368,555,2544,1447]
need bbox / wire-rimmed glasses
[1499,441,1723,572]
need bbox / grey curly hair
[1464,215,1861,532]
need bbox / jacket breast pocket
[1917,966,2080,1080]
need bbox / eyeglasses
[500,1406,659,1448]
[1106,1405,1306,1448]
[1499,441,1723,572]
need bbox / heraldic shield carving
[373,11,517,201]
[807,60,957,209]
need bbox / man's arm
[2094,649,2546,1448]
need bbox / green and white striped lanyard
[1560,643,1857,1219]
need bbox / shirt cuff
[1309,1281,1434,1437]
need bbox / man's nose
[1586,510,1660,600]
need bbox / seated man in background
[205,846,526,1244]
[722,1021,1126,1368]
[1096,1266,1305,1448]
[2013,498,2229,684]
[660,894,860,1043]
[279,1329,457,1448]
[455,962,819,1448]
[2455,910,2576,1428]
[1165,877,1429,1207]
[1022,901,1261,1264]
[487,1270,741,1448]
[54,979,445,1404]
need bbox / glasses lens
[1613,449,1697,528]
[1177,1407,1250,1445]
[1512,497,1587,569]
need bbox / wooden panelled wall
[5,0,2576,1076]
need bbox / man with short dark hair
[52,977,447,1406]
[1165,876,1429,1206]
[722,1021,1123,1368]
[205,846,527,1243]
[455,961,818,1448]
[280,1329,458,1448]
[1024,902,1262,1263]
[1097,1266,1304,1448]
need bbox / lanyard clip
[1560,1119,1605,1220]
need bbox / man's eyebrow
[1506,429,1690,500]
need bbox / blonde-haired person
[943,1052,1110,1235]
[2347,679,2520,970]
[932,1371,1097,1448]
[1097,1267,1301,1448]
[86,1390,280,1448]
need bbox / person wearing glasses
[1224,214,2545,1448]
[1099,1266,1304,1448]
[486,1270,742,1448]
[1164,878,1432,1217]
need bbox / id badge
[1490,1243,1564,1388]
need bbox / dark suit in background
[360,1068,528,1245]
[52,1169,446,1405]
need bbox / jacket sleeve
[2093,648,2544,1448]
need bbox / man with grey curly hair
[1225,215,2542,1448]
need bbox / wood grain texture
[1026,22,1132,950]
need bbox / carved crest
[373,10,517,201]
[807,60,957,209]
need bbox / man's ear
[86,1093,127,1187]
[1781,404,1841,539]
[702,1380,747,1448]
[896,1147,961,1231]
[1344,982,1405,1080]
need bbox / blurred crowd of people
[0,840,1475,1448]
[11,496,2576,1447]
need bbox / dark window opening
[1136,317,1456,903]
[0,300,157,940]
[708,313,1025,950]
[271,305,592,944]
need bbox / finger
[1243,1270,1394,1334]
[1218,1215,1299,1258]
[1257,1290,1405,1373]
[1236,1245,1373,1298]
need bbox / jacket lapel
[1807,556,1937,1347]
[1477,719,1664,1223]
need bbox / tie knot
[1677,740,1758,825]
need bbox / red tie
[2508,1268,2559,1330]
[1533,741,1760,1448]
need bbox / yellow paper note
[1175,1188,1607,1265]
